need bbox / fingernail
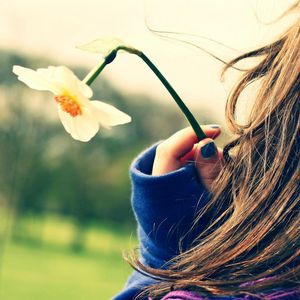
[201,142,217,158]
[208,124,220,128]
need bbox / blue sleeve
[112,142,212,300]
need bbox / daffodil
[12,65,131,142]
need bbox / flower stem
[83,50,117,86]
[138,52,206,140]
[83,47,206,141]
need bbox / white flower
[12,65,131,142]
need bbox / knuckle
[156,143,170,157]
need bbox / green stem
[138,52,206,140]
[83,50,117,86]
[83,47,206,141]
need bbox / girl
[113,4,300,300]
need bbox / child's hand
[152,126,223,191]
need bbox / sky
[0,0,298,122]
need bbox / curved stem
[137,52,206,140]
[83,47,206,141]
[83,50,117,86]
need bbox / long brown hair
[127,4,300,299]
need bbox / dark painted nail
[201,142,216,158]
[208,124,220,128]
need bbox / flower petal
[57,106,99,142]
[90,101,131,127]
[13,65,61,94]
[77,81,93,99]
[53,66,93,99]
[57,106,73,134]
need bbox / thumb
[194,138,223,191]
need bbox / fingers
[159,125,221,158]
[152,125,221,176]
[201,124,222,140]
[194,138,224,191]
[178,125,221,163]
[157,127,198,160]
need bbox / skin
[152,126,224,191]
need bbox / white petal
[57,106,73,134]
[13,65,61,94]
[77,81,93,99]
[53,66,93,99]
[36,66,57,81]
[57,106,99,142]
[76,37,126,55]
[90,101,131,127]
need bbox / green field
[0,216,137,300]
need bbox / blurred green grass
[0,215,137,300]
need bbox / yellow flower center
[54,95,82,117]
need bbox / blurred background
[0,0,298,299]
